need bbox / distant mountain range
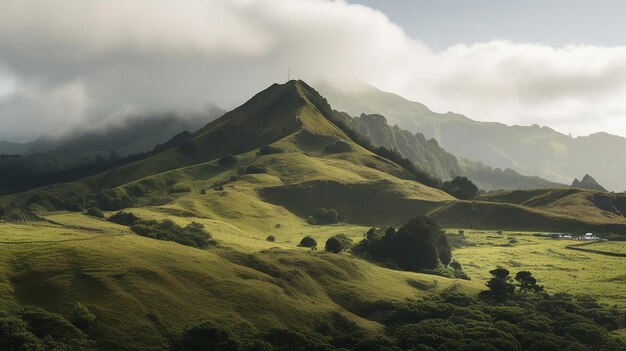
[317,82,626,192]
[0,112,221,159]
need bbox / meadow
[451,228,626,307]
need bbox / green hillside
[0,81,625,349]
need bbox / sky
[1,0,626,141]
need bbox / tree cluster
[442,176,479,200]
[130,219,214,248]
[306,208,339,225]
[354,216,451,271]
[257,145,284,155]
[480,267,544,302]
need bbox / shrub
[299,236,317,248]
[200,188,207,195]
[266,235,276,242]
[169,185,191,194]
[218,154,237,166]
[245,165,267,174]
[325,237,343,253]
[258,145,284,155]
[69,303,96,331]
[325,234,352,253]
[307,208,339,225]
[130,220,214,248]
[85,207,104,218]
[108,211,140,226]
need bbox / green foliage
[298,236,317,248]
[130,219,214,248]
[325,237,343,253]
[218,154,238,166]
[245,165,267,174]
[108,211,140,226]
[94,190,134,211]
[169,185,192,194]
[514,271,544,294]
[258,145,284,155]
[307,208,339,225]
[325,234,352,253]
[480,267,516,302]
[69,303,96,332]
[385,291,625,351]
[354,216,452,271]
[200,188,207,195]
[9,306,89,350]
[442,176,480,199]
[85,207,104,218]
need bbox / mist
[1,0,626,142]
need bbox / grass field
[0,211,482,350]
[451,229,626,307]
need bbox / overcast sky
[1,0,626,141]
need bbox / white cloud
[0,0,625,140]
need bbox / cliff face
[339,113,463,180]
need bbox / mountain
[317,82,626,192]
[572,174,608,192]
[0,80,625,350]
[332,111,563,191]
[332,112,461,180]
[2,80,624,233]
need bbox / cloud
[0,0,625,141]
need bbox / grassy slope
[0,80,625,349]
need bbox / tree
[298,236,317,248]
[85,207,104,218]
[515,271,544,294]
[266,235,276,242]
[325,237,343,253]
[480,267,516,301]
[218,154,237,166]
[334,234,353,251]
[442,177,479,200]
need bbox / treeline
[167,284,625,351]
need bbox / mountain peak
[572,174,608,192]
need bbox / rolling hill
[317,81,626,192]
[0,80,625,349]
